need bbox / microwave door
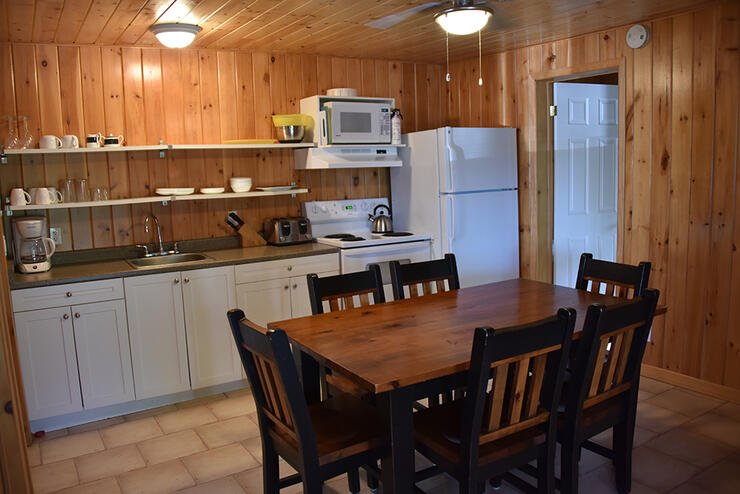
[328,102,391,144]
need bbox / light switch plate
[50,227,62,245]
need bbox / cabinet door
[289,270,339,318]
[124,273,190,399]
[14,307,82,420]
[236,278,292,328]
[182,266,242,389]
[72,300,135,409]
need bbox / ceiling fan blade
[365,2,443,30]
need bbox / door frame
[0,218,33,493]
[530,59,626,282]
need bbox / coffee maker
[11,216,56,273]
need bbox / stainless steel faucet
[145,214,166,255]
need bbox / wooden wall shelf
[6,188,309,211]
[1,142,315,157]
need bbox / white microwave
[320,101,391,145]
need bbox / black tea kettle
[368,204,393,233]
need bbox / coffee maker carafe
[12,216,55,273]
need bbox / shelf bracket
[161,200,168,206]
[1,153,7,164]
[160,140,167,159]
[4,205,12,217]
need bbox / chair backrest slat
[459,308,576,466]
[390,253,460,300]
[576,253,651,299]
[307,265,385,315]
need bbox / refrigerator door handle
[447,195,455,245]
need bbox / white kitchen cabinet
[14,307,82,420]
[236,278,293,328]
[234,253,339,326]
[124,273,190,399]
[72,300,135,409]
[181,266,242,389]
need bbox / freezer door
[440,190,519,288]
[438,127,518,193]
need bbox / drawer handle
[287,265,293,271]
[66,292,72,297]
[174,278,180,284]
[62,314,69,320]
[74,312,80,319]
[183,277,190,283]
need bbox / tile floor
[28,377,740,493]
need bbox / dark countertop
[9,243,338,290]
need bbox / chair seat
[414,399,547,467]
[272,393,384,466]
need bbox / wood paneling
[0,43,440,250]
[447,0,740,391]
[1,0,716,63]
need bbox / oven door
[340,240,431,300]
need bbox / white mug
[61,135,79,148]
[39,135,62,149]
[86,133,103,148]
[9,188,32,206]
[46,186,63,203]
[103,134,124,147]
[33,187,52,205]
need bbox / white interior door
[553,82,618,287]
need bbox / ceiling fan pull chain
[446,31,451,83]
[478,29,483,86]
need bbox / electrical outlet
[50,227,62,245]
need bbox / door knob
[183,277,190,283]
[74,312,80,319]
[174,278,180,284]
[284,285,289,290]
[62,313,69,320]
[287,265,293,271]
[292,284,297,289]
[66,292,72,297]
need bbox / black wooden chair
[412,308,577,494]
[390,253,460,300]
[227,310,387,494]
[559,289,659,494]
[575,253,651,299]
[306,265,385,400]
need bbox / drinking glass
[61,179,76,202]
[17,116,33,149]
[3,115,19,149]
[92,187,109,201]
[77,178,89,202]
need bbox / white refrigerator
[391,127,519,288]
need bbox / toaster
[263,217,313,245]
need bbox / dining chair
[412,308,577,494]
[227,309,386,494]
[575,253,651,299]
[558,289,659,494]
[389,253,460,300]
[306,264,385,399]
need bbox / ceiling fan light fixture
[434,5,493,35]
[150,22,201,48]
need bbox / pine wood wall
[447,0,740,389]
[0,44,445,250]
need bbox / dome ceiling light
[149,23,202,48]
[434,1,493,35]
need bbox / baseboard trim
[641,364,740,404]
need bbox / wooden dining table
[266,278,628,493]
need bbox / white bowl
[230,177,252,193]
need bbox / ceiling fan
[365,0,511,34]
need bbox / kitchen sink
[126,253,212,269]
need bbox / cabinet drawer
[11,278,124,312]
[235,253,338,284]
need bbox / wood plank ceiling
[1,0,716,63]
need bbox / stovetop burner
[341,237,365,241]
[324,233,354,239]
[381,231,413,237]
